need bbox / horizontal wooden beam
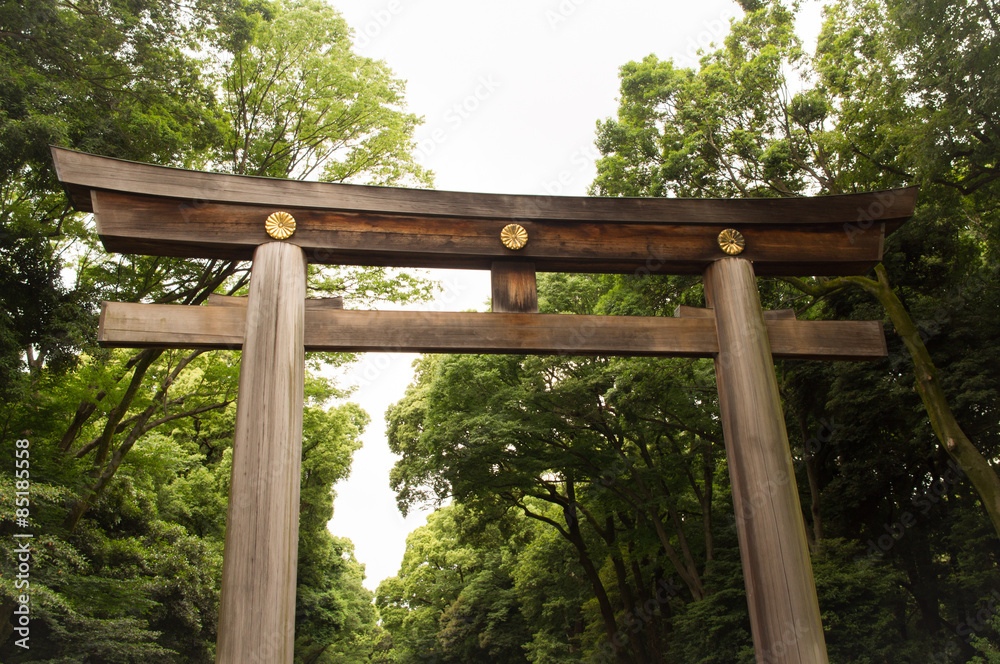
[53,147,918,227]
[207,293,343,309]
[89,189,892,276]
[52,148,917,277]
[675,305,796,320]
[98,302,886,360]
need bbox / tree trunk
[645,508,704,601]
[799,414,824,548]
[860,265,1000,540]
[620,443,705,600]
[569,529,627,663]
[702,444,715,566]
[628,552,666,664]
[62,349,161,531]
[788,265,1000,541]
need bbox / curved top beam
[52,147,916,226]
[51,147,917,276]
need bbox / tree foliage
[3,0,1000,661]
[380,0,1000,661]
[1,0,432,661]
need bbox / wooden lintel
[98,302,886,360]
[99,301,246,349]
[52,148,917,277]
[207,293,343,309]
[87,190,892,276]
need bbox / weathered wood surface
[705,257,829,664]
[98,302,887,360]
[52,147,917,276]
[99,300,246,349]
[207,293,344,309]
[53,147,918,226]
[86,189,895,275]
[675,305,797,320]
[491,261,538,313]
[673,305,885,359]
[216,243,306,664]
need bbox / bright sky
[326,0,826,591]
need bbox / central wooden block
[491,261,538,313]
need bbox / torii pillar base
[705,257,829,664]
[216,242,307,664]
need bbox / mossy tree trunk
[787,265,1000,541]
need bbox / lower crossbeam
[98,302,886,360]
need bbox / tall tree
[382,2,1000,659]
[13,0,437,533]
[591,0,1000,539]
[213,0,432,185]
[0,0,223,396]
[1,0,435,659]
[377,504,533,664]
[587,0,1000,654]
[385,273,732,663]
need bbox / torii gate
[52,147,916,664]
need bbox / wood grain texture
[704,257,829,664]
[766,318,886,360]
[675,305,796,320]
[52,148,916,276]
[98,302,887,360]
[89,189,893,276]
[99,301,246,348]
[491,262,538,313]
[52,147,917,227]
[208,293,343,309]
[216,243,306,664]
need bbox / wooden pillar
[216,242,307,664]
[704,257,829,664]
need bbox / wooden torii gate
[52,147,916,664]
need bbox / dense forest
[1,0,999,662]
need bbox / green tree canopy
[380,0,1000,661]
[1,0,435,661]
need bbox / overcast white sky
[326,0,826,591]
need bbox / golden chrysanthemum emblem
[265,211,296,240]
[718,228,745,255]
[500,223,528,250]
